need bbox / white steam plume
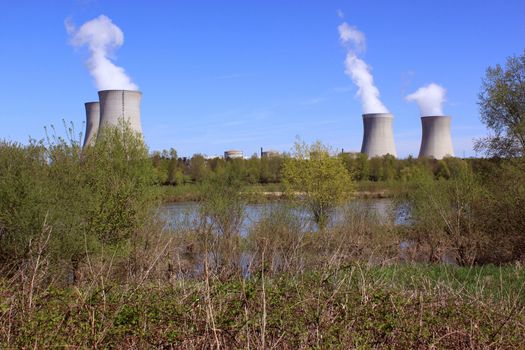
[66,15,138,91]
[338,22,387,114]
[406,83,446,116]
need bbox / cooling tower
[418,116,454,159]
[97,90,142,137]
[360,113,397,158]
[83,102,100,148]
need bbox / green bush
[478,159,525,262]
[404,161,487,265]
[282,140,354,229]
[0,123,158,282]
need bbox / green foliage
[189,154,210,182]
[200,169,245,237]
[282,140,354,228]
[0,122,157,280]
[2,265,524,348]
[0,140,48,263]
[477,159,525,262]
[476,49,525,157]
[340,152,370,180]
[405,161,487,265]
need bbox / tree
[188,154,209,182]
[245,155,260,184]
[282,140,354,229]
[354,153,370,181]
[475,50,525,157]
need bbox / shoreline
[161,189,393,203]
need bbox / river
[160,198,408,236]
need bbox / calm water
[160,198,407,236]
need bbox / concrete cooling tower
[360,113,397,158]
[83,102,100,148]
[418,116,454,159]
[97,90,142,137]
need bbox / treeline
[150,148,498,185]
[150,149,284,185]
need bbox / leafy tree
[381,155,397,181]
[245,155,261,184]
[166,149,179,185]
[188,154,209,182]
[476,50,525,157]
[354,153,370,181]
[282,140,353,229]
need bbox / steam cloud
[66,15,138,91]
[338,22,388,114]
[406,83,446,116]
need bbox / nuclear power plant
[79,89,457,160]
[83,102,100,148]
[418,116,454,159]
[98,90,143,136]
[224,150,244,159]
[82,90,143,148]
[360,113,397,158]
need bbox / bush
[404,162,487,265]
[478,159,525,262]
[282,140,354,229]
[0,123,158,283]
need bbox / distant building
[204,154,222,160]
[341,149,360,159]
[262,150,280,158]
[224,150,244,159]
[260,147,280,158]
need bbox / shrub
[282,140,354,229]
[404,162,487,265]
[0,123,158,283]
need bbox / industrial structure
[360,113,397,158]
[224,150,244,159]
[76,89,459,160]
[97,90,143,137]
[418,116,454,159]
[83,102,100,148]
[261,147,280,158]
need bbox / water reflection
[159,198,407,236]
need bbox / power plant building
[360,113,397,158]
[261,149,280,158]
[418,116,454,159]
[224,150,244,159]
[83,102,100,148]
[78,89,457,161]
[97,90,143,137]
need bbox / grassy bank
[2,264,523,348]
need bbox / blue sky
[0,0,524,158]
